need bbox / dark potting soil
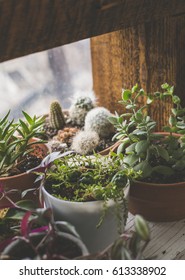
[9,154,42,176]
[140,174,185,184]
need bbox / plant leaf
[22,111,33,125]
[152,165,174,176]
[55,221,80,238]
[123,154,139,166]
[125,143,137,154]
[122,89,132,101]
[134,215,150,241]
[108,116,119,125]
[156,146,169,162]
[135,140,149,155]
[134,161,152,178]
[21,211,32,237]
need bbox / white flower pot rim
[41,184,117,207]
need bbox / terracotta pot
[128,132,185,222]
[129,180,185,222]
[0,139,49,209]
[42,185,128,253]
[98,139,122,155]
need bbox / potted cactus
[68,95,95,126]
[44,96,117,155]
[0,111,48,209]
[31,151,139,253]
[109,83,185,222]
[71,106,117,155]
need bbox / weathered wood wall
[0,0,185,62]
[91,15,185,130]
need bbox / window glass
[0,39,93,119]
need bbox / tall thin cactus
[49,101,65,130]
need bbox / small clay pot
[129,179,185,222]
[128,132,185,222]
[0,139,49,209]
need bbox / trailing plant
[49,100,65,130]
[0,111,46,177]
[32,151,140,232]
[84,107,115,138]
[109,83,185,183]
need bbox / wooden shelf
[127,213,185,260]
[0,0,185,62]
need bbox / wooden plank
[127,213,185,260]
[0,0,185,62]
[91,15,185,130]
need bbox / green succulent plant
[109,83,185,183]
[0,111,45,177]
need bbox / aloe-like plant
[109,83,185,183]
[0,111,45,177]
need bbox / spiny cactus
[84,107,115,138]
[69,95,95,126]
[49,101,65,130]
[71,130,100,155]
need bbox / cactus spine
[84,107,115,138]
[49,101,65,130]
[71,130,100,155]
[69,95,95,126]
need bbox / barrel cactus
[84,107,115,138]
[71,130,100,155]
[49,101,65,130]
[69,95,95,126]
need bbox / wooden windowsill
[0,0,185,62]
[127,213,185,260]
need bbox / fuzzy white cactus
[84,107,115,138]
[69,93,95,126]
[71,130,100,155]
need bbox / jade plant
[0,111,45,177]
[109,83,185,183]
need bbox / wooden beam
[91,15,185,130]
[0,0,185,62]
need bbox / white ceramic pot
[42,185,128,253]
